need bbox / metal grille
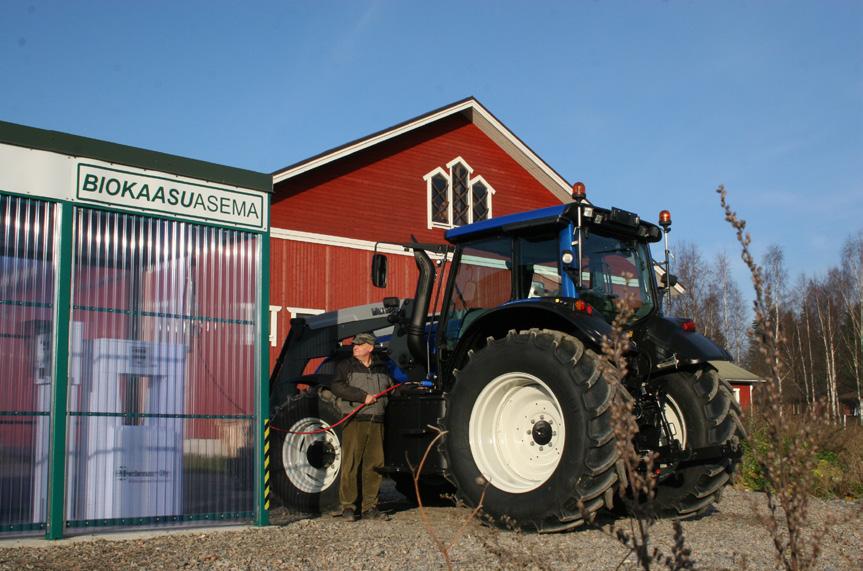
[431,174,449,225]
[65,209,260,529]
[472,181,489,221]
[452,164,470,226]
[0,194,57,533]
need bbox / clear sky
[2,1,861,289]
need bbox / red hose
[270,383,402,436]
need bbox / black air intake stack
[407,248,435,367]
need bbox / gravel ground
[1,485,860,570]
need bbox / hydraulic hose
[270,383,404,436]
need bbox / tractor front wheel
[652,367,745,517]
[270,389,344,514]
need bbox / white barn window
[424,157,495,229]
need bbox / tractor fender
[634,316,732,370]
[446,301,613,376]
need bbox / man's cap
[353,332,377,346]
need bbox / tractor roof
[445,205,566,243]
[445,203,663,244]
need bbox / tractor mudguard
[446,300,614,374]
[634,316,732,369]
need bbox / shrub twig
[580,292,693,570]
[413,425,486,571]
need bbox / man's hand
[364,394,377,405]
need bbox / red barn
[267,97,570,362]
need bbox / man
[328,332,392,520]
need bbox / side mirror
[661,273,678,288]
[371,253,388,288]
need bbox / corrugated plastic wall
[65,209,260,529]
[0,195,57,533]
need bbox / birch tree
[840,233,863,422]
[763,246,788,404]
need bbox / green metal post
[46,202,74,539]
[255,231,271,526]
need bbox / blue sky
[2,1,861,290]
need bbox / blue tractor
[268,186,747,532]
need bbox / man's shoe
[360,508,389,521]
[332,507,358,521]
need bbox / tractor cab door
[439,231,564,356]
[441,237,514,354]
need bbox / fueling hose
[269,383,406,436]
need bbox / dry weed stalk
[581,294,693,571]
[413,425,486,571]
[717,185,860,571]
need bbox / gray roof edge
[708,360,766,384]
[0,120,272,193]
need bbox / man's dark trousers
[339,419,384,512]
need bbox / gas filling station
[0,121,272,538]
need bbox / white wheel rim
[282,417,341,494]
[469,372,566,493]
[662,395,687,449]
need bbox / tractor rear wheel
[270,389,344,514]
[442,329,619,532]
[652,367,745,517]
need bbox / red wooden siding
[732,383,753,410]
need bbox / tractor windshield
[574,232,656,321]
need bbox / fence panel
[66,209,260,529]
[0,195,57,533]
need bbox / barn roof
[272,97,572,203]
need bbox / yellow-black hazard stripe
[264,418,271,510]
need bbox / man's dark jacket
[328,356,391,421]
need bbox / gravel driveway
[1,485,860,570]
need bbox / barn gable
[273,97,570,200]
[271,98,571,244]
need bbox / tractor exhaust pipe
[407,248,435,367]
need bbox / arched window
[430,174,449,225]
[472,180,490,221]
[452,163,470,226]
[424,157,495,229]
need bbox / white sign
[0,142,269,231]
[76,163,265,230]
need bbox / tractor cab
[442,200,662,324]
[437,186,667,378]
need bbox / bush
[738,413,863,499]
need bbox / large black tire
[652,367,745,517]
[441,329,619,532]
[270,389,344,514]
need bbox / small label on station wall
[76,163,265,230]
